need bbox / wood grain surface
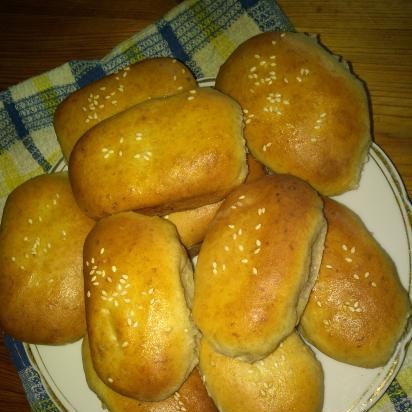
[0,1,411,411]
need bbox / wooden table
[0,1,411,410]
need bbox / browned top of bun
[54,57,196,160]
[69,87,247,219]
[164,154,266,250]
[199,333,324,412]
[192,174,326,361]
[82,336,218,412]
[0,172,94,344]
[215,31,371,195]
[300,197,411,367]
[84,212,198,401]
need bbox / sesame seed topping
[316,301,322,307]
[351,246,356,254]
[353,274,360,280]
[241,258,248,264]
[255,224,262,230]
[86,290,91,298]
[108,377,114,383]
[342,244,348,251]
[111,265,117,272]
[122,341,129,348]
[238,245,244,251]
[252,267,258,275]
[326,264,333,269]
[28,219,33,224]
[187,96,195,101]
[254,248,261,254]
[371,282,377,287]
[345,257,353,263]
[258,207,266,215]
[100,248,105,255]
[224,245,230,251]
[296,76,302,82]
[272,40,277,45]
[364,272,370,278]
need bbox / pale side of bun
[82,336,218,412]
[199,332,324,412]
[69,87,248,219]
[192,174,326,362]
[54,57,197,160]
[215,31,371,196]
[0,172,94,344]
[164,154,266,251]
[84,212,198,401]
[300,197,411,368]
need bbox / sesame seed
[86,290,91,298]
[255,224,262,230]
[345,257,353,263]
[189,89,197,94]
[28,219,33,224]
[316,301,322,307]
[112,265,117,272]
[100,248,105,255]
[187,96,195,101]
[228,224,235,229]
[224,245,230,251]
[342,244,348,251]
[272,40,277,45]
[353,274,360,280]
[254,248,261,254]
[252,267,258,275]
[256,240,261,247]
[351,246,356,254]
[241,258,248,264]
[364,272,370,278]
[232,233,237,240]
[238,245,244,251]
[108,378,114,383]
[326,264,333,269]
[371,282,377,287]
[11,256,16,262]
[296,76,302,82]
[122,341,129,348]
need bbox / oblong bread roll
[84,212,198,401]
[69,87,247,219]
[0,172,94,344]
[215,31,371,196]
[199,333,324,412]
[82,336,218,412]
[192,174,326,361]
[300,197,411,368]
[54,57,197,160]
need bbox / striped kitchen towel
[0,0,410,411]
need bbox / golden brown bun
[164,155,266,250]
[199,333,324,412]
[54,58,197,160]
[215,31,371,196]
[192,174,326,361]
[0,172,94,344]
[69,87,247,219]
[82,336,218,412]
[300,197,411,368]
[84,212,198,401]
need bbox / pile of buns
[0,32,411,412]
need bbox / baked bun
[69,87,247,219]
[54,57,196,160]
[82,336,218,412]
[0,172,94,344]
[215,31,371,196]
[300,197,411,368]
[84,212,198,401]
[199,332,324,412]
[164,154,266,251]
[192,174,326,361]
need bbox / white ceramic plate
[21,79,412,412]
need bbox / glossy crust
[82,336,218,412]
[199,333,324,412]
[164,155,266,250]
[0,172,94,344]
[192,174,326,361]
[215,31,371,196]
[84,212,198,401]
[54,57,197,160]
[300,197,411,368]
[69,87,247,219]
